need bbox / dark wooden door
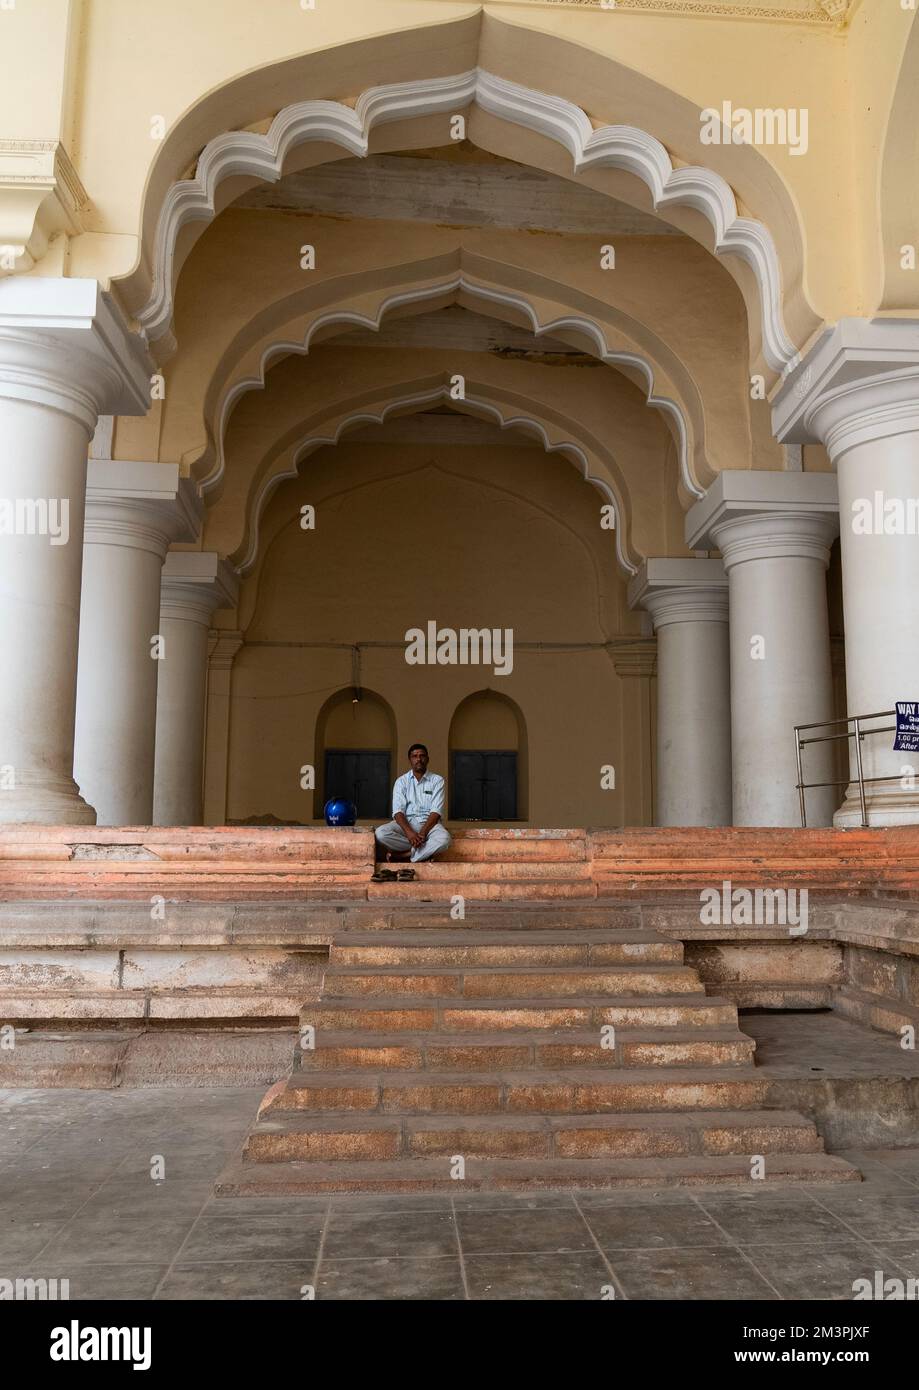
[451,750,517,820]
[324,749,391,819]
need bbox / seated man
[375,743,452,866]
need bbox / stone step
[351,906,647,930]
[321,964,702,998]
[306,993,739,1032]
[367,878,597,901]
[216,1150,861,1195]
[243,1108,823,1163]
[374,861,594,880]
[266,1066,770,1114]
[0,989,303,1022]
[439,830,588,862]
[292,1028,755,1070]
[329,931,682,967]
[832,984,919,1038]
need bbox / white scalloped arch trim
[137,69,799,375]
[238,385,639,580]
[200,272,707,503]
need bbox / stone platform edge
[0,824,918,903]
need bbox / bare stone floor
[4,1084,919,1300]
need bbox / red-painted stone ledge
[0,825,917,902]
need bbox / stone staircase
[217,923,861,1194]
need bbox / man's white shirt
[392,770,445,827]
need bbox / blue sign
[894,702,919,753]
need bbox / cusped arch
[118,22,815,377]
[218,375,646,581]
[186,260,709,511]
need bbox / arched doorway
[449,690,528,823]
[314,686,397,822]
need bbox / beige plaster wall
[225,435,648,828]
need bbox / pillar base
[834,783,919,829]
[0,774,96,826]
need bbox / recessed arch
[314,686,397,822]
[233,380,643,582]
[190,265,708,510]
[125,64,806,377]
[449,688,529,822]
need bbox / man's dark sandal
[397,868,416,881]
[371,868,397,882]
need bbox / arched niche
[448,689,528,823]
[314,686,397,822]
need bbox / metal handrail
[793,710,897,828]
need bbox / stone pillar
[773,319,919,827]
[153,554,239,825]
[0,279,150,824]
[687,473,839,827]
[610,640,656,826]
[628,559,731,826]
[74,463,201,826]
[202,630,245,826]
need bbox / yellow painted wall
[6,1,916,333]
[226,433,647,827]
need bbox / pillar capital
[0,278,151,432]
[772,318,919,462]
[161,552,239,625]
[628,558,728,628]
[686,471,839,569]
[84,460,202,559]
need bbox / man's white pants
[375,820,452,863]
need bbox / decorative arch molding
[235,381,642,581]
[134,68,799,375]
[194,269,707,507]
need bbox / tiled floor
[3,1086,919,1300]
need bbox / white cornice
[85,460,202,545]
[0,140,90,275]
[628,558,729,628]
[200,271,704,504]
[0,277,152,428]
[772,317,919,461]
[685,468,839,554]
[137,69,798,375]
[160,551,239,621]
[240,385,640,580]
